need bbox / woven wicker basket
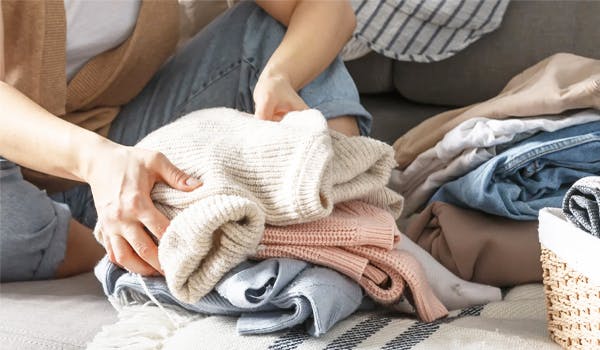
[541,246,600,349]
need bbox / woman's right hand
[85,142,202,275]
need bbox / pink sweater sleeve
[261,201,399,250]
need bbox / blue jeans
[95,257,364,336]
[0,2,370,282]
[430,120,600,220]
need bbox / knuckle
[132,241,151,259]
[113,249,129,265]
[107,250,117,264]
[103,206,124,222]
[148,151,166,167]
[123,193,144,213]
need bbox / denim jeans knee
[109,1,371,146]
[0,159,71,281]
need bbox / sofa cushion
[0,273,116,350]
[361,94,449,145]
[345,52,395,94]
[393,0,600,107]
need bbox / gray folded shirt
[95,256,364,336]
[563,176,600,238]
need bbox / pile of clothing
[390,53,600,287]
[95,107,450,336]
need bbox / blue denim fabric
[430,120,600,220]
[108,1,371,147]
[95,257,363,336]
[2,2,370,282]
[0,159,71,281]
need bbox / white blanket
[88,284,558,350]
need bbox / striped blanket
[342,0,510,62]
[88,284,559,349]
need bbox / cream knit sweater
[98,108,402,303]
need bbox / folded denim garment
[430,120,600,220]
[563,176,600,237]
[390,110,600,217]
[95,257,363,336]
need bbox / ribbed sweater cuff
[363,265,388,285]
[159,195,266,304]
[356,223,398,250]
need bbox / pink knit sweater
[253,201,448,322]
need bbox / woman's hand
[253,71,308,121]
[252,0,356,121]
[86,142,201,275]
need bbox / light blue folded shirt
[95,256,364,336]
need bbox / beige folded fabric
[393,53,600,169]
[94,108,402,304]
[405,202,542,287]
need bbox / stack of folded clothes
[95,107,452,336]
[390,53,600,287]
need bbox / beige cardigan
[2,0,232,135]
[2,0,229,190]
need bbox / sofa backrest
[347,0,600,107]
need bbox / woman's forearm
[0,5,104,180]
[0,81,115,182]
[256,0,356,90]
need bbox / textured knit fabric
[393,53,600,169]
[94,108,401,304]
[342,0,509,62]
[254,201,448,322]
[406,202,542,287]
[563,176,600,238]
[95,257,364,336]
[260,201,399,251]
[390,109,600,217]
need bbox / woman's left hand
[253,71,308,121]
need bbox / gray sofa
[1,1,599,349]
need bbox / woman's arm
[0,9,200,275]
[0,82,203,276]
[253,0,356,120]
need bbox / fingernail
[185,177,202,187]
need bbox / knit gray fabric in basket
[563,176,600,238]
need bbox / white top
[64,0,141,81]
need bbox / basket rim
[538,208,600,285]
